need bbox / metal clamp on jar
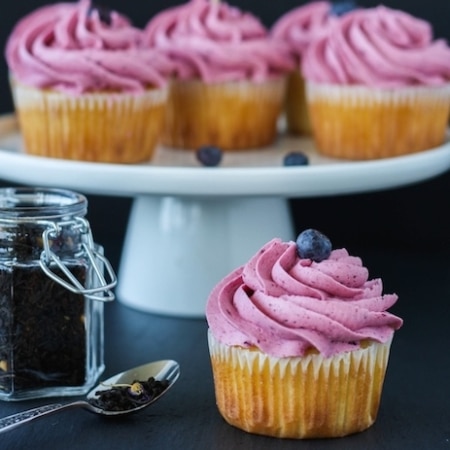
[0,187,117,401]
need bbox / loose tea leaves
[0,264,88,393]
[0,221,88,394]
[0,187,112,400]
[89,377,170,411]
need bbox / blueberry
[88,3,112,25]
[329,1,357,17]
[196,146,223,167]
[296,229,332,262]
[283,151,309,166]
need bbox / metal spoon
[0,359,180,434]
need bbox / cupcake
[5,0,173,163]
[272,1,335,135]
[302,6,450,160]
[206,229,403,439]
[144,0,295,151]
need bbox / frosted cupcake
[5,0,173,163]
[272,1,334,135]
[144,0,295,151]
[206,229,403,439]
[302,6,450,160]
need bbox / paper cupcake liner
[163,77,286,150]
[11,81,168,163]
[306,82,450,159]
[208,330,393,439]
[284,70,312,136]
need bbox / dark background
[0,0,449,270]
[0,4,449,448]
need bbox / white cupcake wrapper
[10,81,168,163]
[11,83,168,111]
[208,330,391,378]
[306,81,450,106]
[305,81,450,159]
[208,330,393,439]
[163,77,287,150]
[171,77,287,100]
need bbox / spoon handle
[0,401,85,434]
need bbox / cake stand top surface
[0,114,449,198]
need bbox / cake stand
[1,114,450,317]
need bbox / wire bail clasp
[39,217,117,302]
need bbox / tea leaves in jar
[0,264,88,392]
[0,187,116,400]
[0,219,89,393]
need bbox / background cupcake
[5,0,173,163]
[144,0,295,151]
[271,1,334,135]
[302,5,450,160]
[206,230,403,439]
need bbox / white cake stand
[1,114,450,317]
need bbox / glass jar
[0,187,116,401]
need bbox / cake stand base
[117,195,294,317]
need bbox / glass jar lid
[0,187,87,220]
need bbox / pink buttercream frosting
[302,5,450,87]
[5,0,173,94]
[271,1,334,60]
[144,0,295,83]
[206,238,403,358]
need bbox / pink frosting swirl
[271,1,334,59]
[5,0,173,94]
[302,5,450,87]
[206,238,403,358]
[144,0,295,83]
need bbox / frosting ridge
[206,238,403,358]
[271,1,333,60]
[302,5,450,87]
[5,0,173,94]
[144,0,295,83]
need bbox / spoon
[0,359,180,434]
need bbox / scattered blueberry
[88,3,112,25]
[329,1,357,16]
[196,146,223,167]
[296,229,332,262]
[283,151,309,166]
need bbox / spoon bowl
[86,359,179,416]
[0,359,180,433]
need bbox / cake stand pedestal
[1,114,450,317]
[118,195,293,316]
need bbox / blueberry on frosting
[296,229,332,262]
[88,3,112,25]
[329,1,357,17]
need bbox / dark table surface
[1,0,450,443]
[0,234,449,449]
